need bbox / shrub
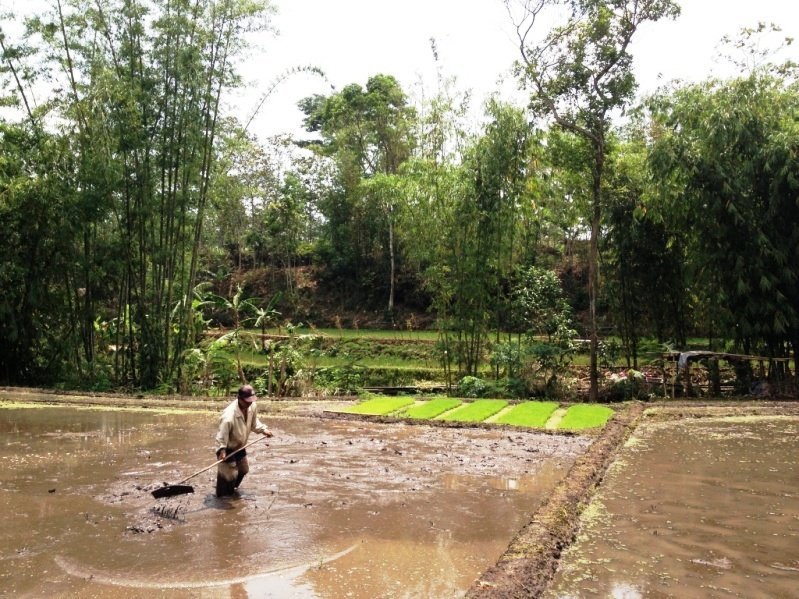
[458,376,490,398]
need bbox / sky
[2,0,797,139]
[231,0,799,139]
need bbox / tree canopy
[1,1,797,394]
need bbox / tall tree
[648,72,799,366]
[300,74,416,315]
[604,130,688,365]
[3,0,272,389]
[505,0,680,400]
[0,123,77,383]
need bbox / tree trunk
[388,208,395,316]
[588,147,603,402]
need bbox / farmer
[215,384,273,497]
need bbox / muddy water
[0,395,589,598]
[548,415,799,598]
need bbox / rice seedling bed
[494,401,559,427]
[401,398,463,419]
[556,404,615,430]
[436,399,508,423]
[342,396,415,415]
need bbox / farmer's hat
[237,384,257,403]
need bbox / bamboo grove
[0,0,270,387]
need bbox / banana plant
[201,285,258,383]
[203,285,282,385]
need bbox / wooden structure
[662,351,793,398]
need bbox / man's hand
[217,449,226,461]
[263,430,273,438]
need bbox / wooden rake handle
[175,434,270,486]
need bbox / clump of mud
[96,478,193,534]
[125,500,188,534]
[124,494,191,534]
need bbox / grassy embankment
[233,327,764,397]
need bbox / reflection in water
[548,416,799,598]
[0,395,585,597]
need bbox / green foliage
[510,266,574,341]
[300,74,416,308]
[557,404,615,430]
[400,398,463,419]
[0,123,77,383]
[603,133,689,363]
[648,72,799,358]
[439,102,538,376]
[5,0,797,396]
[309,365,364,396]
[490,343,523,379]
[457,376,491,398]
[0,0,273,389]
[508,0,680,400]
[437,399,508,422]
[343,396,415,415]
[205,346,239,398]
[494,401,559,427]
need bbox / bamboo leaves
[0,0,273,388]
[647,72,799,358]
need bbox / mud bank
[467,400,799,598]
[466,402,645,598]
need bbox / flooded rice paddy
[0,392,589,598]
[548,415,799,598]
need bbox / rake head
[151,484,194,499]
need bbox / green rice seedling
[400,398,462,419]
[494,401,559,428]
[342,396,415,415]
[556,404,614,430]
[437,399,508,423]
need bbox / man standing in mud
[215,384,272,497]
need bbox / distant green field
[437,399,508,423]
[243,327,439,341]
[341,396,415,415]
[494,401,559,427]
[240,351,437,370]
[400,398,462,419]
[557,404,614,429]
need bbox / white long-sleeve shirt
[215,399,268,455]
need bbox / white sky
[2,0,797,139]
[232,0,799,139]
